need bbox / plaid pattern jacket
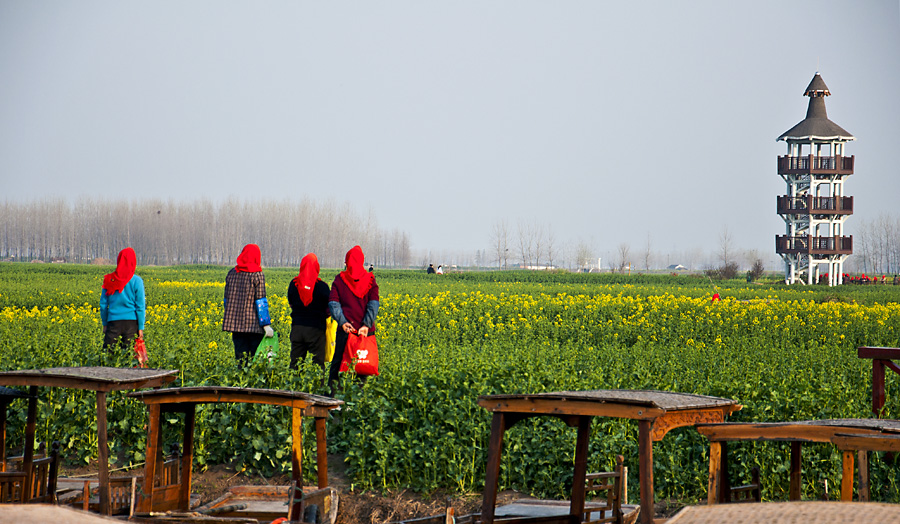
[222,269,266,333]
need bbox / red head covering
[102,247,137,295]
[293,253,321,306]
[235,244,262,272]
[340,245,374,298]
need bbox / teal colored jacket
[100,275,146,330]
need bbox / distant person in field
[427,264,435,274]
[436,264,444,275]
[368,263,374,273]
[100,247,145,354]
[223,244,274,364]
[328,245,379,396]
[287,253,330,373]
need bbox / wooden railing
[776,195,853,215]
[857,347,900,417]
[775,235,853,255]
[777,155,854,175]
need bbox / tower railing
[777,154,854,176]
[775,235,853,255]
[776,195,853,215]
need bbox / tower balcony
[776,195,853,216]
[777,155,854,176]
[775,235,853,255]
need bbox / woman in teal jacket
[100,247,145,351]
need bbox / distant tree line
[853,214,900,275]
[0,197,411,268]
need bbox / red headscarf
[235,244,262,272]
[102,247,137,295]
[293,253,321,306]
[340,245,374,298]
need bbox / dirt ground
[58,454,685,523]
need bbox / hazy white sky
[1,1,898,263]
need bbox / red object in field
[134,337,149,368]
[711,293,720,303]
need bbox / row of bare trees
[0,198,411,268]
[489,219,558,269]
[852,214,900,275]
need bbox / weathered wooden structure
[697,418,900,504]
[127,386,342,521]
[477,390,741,524]
[857,346,900,416]
[0,367,177,514]
[666,501,900,524]
[776,73,855,286]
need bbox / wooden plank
[840,450,854,501]
[23,386,37,501]
[832,433,900,452]
[478,398,665,420]
[569,416,590,518]
[481,412,507,524]
[696,423,884,442]
[315,417,329,489]
[789,442,801,501]
[179,405,196,511]
[138,404,160,513]
[706,442,721,505]
[638,420,653,524]
[291,405,303,519]
[97,390,110,515]
[857,346,900,360]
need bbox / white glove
[263,325,275,338]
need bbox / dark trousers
[232,332,264,364]
[290,325,326,371]
[103,320,139,351]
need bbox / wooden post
[719,441,730,503]
[638,419,653,524]
[315,417,329,489]
[707,442,721,505]
[139,404,161,513]
[569,416,591,519]
[872,360,886,416]
[179,405,196,511]
[840,450,854,501]
[857,450,869,502]
[291,405,304,519]
[23,387,37,501]
[789,442,802,501]
[0,399,8,472]
[481,412,507,524]
[96,391,110,515]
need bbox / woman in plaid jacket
[223,244,274,363]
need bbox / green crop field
[2,263,900,504]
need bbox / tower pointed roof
[777,73,854,142]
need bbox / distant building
[775,73,854,286]
[667,264,687,271]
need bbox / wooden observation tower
[776,73,855,286]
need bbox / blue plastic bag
[255,297,271,326]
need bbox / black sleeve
[287,282,299,309]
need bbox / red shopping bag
[133,336,149,368]
[339,333,379,376]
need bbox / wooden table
[477,389,742,524]
[0,367,177,514]
[696,418,900,504]
[127,386,342,519]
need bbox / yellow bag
[325,317,337,363]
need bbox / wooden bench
[0,471,26,503]
[2,441,60,504]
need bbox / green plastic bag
[255,331,279,362]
